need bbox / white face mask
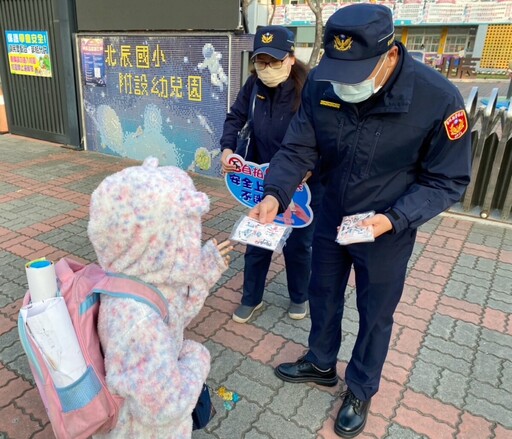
[331,56,389,103]
[256,60,292,88]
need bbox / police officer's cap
[314,4,395,84]
[252,26,295,61]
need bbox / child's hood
[88,157,210,287]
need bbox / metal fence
[454,87,512,224]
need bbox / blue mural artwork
[79,34,230,176]
[224,154,313,228]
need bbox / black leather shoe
[334,388,371,438]
[275,357,338,387]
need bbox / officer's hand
[221,148,238,174]
[249,195,279,224]
[360,214,393,238]
[302,171,313,183]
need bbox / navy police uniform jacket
[220,74,298,165]
[263,42,472,234]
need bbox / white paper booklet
[231,215,292,253]
[336,211,375,245]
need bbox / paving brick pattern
[0,134,511,439]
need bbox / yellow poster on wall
[5,30,52,77]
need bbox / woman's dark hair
[251,53,309,112]
[289,56,309,111]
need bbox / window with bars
[444,35,468,54]
[405,28,442,52]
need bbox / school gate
[0,0,80,147]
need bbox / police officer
[250,4,471,438]
[220,26,323,323]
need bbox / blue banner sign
[225,154,313,228]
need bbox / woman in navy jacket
[220,25,323,323]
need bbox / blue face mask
[331,56,388,103]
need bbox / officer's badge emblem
[334,35,352,51]
[262,33,273,44]
[444,110,468,140]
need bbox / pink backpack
[18,257,169,439]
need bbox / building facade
[268,0,512,72]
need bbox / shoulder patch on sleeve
[444,109,468,140]
[320,100,340,109]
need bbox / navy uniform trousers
[242,182,324,307]
[304,211,417,402]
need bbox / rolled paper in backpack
[25,258,58,302]
[20,297,87,387]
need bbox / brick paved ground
[0,134,511,439]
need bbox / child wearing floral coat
[88,157,232,439]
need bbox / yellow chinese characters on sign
[170,77,183,99]
[119,73,201,102]
[106,44,166,69]
[107,42,205,103]
[188,76,202,102]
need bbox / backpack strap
[94,273,169,324]
[55,257,90,284]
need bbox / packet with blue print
[336,211,375,245]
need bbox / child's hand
[213,239,233,266]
